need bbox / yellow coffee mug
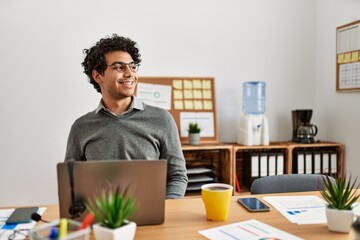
[201,183,233,221]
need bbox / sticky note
[174,100,184,110]
[173,90,183,99]
[202,90,212,99]
[193,90,202,99]
[173,80,183,89]
[193,79,202,89]
[338,54,344,63]
[184,80,193,89]
[351,51,359,62]
[194,100,203,110]
[203,100,213,110]
[184,100,194,110]
[184,90,193,99]
[344,53,351,63]
[202,80,211,89]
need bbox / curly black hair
[82,34,142,93]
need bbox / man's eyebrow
[108,61,135,66]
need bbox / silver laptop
[57,160,167,226]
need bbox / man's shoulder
[72,110,98,125]
[142,103,171,117]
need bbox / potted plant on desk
[320,174,360,233]
[85,185,136,240]
[188,122,201,145]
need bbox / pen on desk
[48,226,58,239]
[79,212,94,230]
[59,218,68,238]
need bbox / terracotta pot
[92,221,136,240]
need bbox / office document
[180,112,215,137]
[199,219,303,240]
[136,83,172,110]
[263,196,326,224]
[336,20,360,91]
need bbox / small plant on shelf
[188,122,201,134]
[320,174,360,210]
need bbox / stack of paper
[199,219,303,240]
[263,195,327,224]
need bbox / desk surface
[36,191,357,240]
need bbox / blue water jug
[242,81,266,115]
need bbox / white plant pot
[93,221,136,240]
[188,133,200,145]
[326,207,355,233]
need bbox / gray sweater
[65,97,188,199]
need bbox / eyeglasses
[4,229,28,240]
[107,61,140,73]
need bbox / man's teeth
[120,80,134,85]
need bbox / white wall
[0,0,354,206]
[314,0,360,177]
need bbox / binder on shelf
[321,152,330,174]
[314,151,321,174]
[330,152,337,174]
[297,152,305,174]
[268,153,276,176]
[260,154,268,177]
[276,153,284,175]
[242,152,261,190]
[251,153,259,177]
[305,152,313,174]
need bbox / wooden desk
[37,191,356,240]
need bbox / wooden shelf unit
[181,141,344,195]
[182,143,234,196]
[286,142,344,176]
[232,141,344,193]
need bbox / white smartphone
[237,198,270,212]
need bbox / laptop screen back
[57,160,167,226]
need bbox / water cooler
[237,81,269,146]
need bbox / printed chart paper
[199,219,303,240]
[263,195,327,224]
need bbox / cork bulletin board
[336,19,360,92]
[135,76,218,144]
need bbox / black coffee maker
[292,109,318,143]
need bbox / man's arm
[160,112,188,199]
[64,124,83,161]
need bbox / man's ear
[92,70,103,84]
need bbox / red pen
[79,212,95,230]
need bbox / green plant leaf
[320,173,360,210]
[85,184,136,229]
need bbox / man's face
[94,51,138,100]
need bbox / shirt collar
[95,96,144,115]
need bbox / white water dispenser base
[237,114,269,146]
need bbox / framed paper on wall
[336,20,360,92]
[135,76,219,144]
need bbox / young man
[65,34,188,199]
